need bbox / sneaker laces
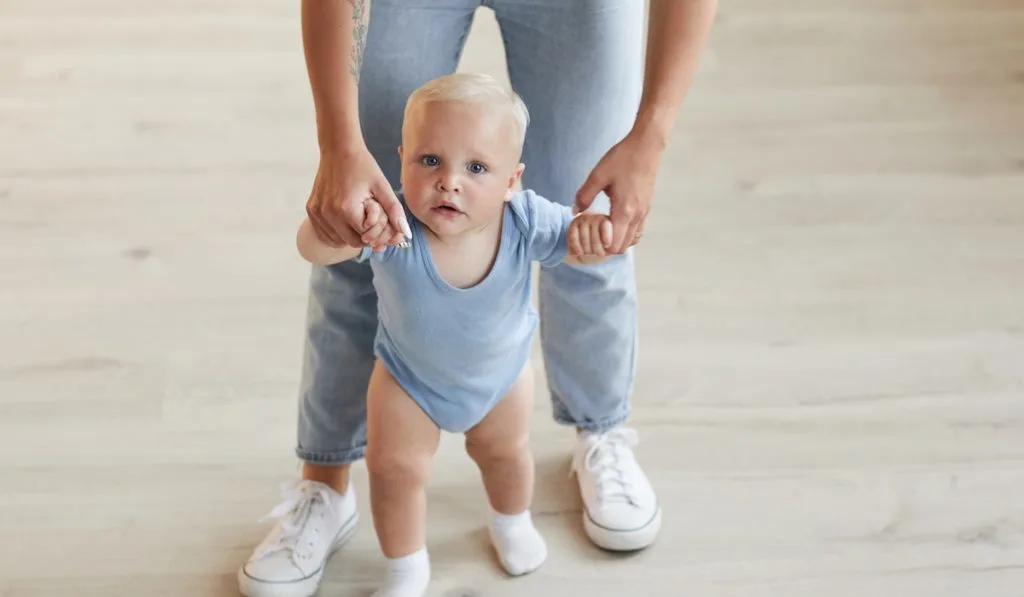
[254,479,336,562]
[572,428,640,507]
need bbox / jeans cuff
[295,445,365,466]
[552,408,630,433]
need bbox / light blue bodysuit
[356,189,573,433]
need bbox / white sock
[371,547,430,597]
[488,508,548,576]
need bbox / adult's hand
[573,130,666,255]
[306,145,411,252]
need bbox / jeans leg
[296,0,479,464]
[491,0,644,431]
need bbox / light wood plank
[2,0,1023,595]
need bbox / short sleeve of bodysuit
[509,189,574,268]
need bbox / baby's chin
[418,216,472,241]
[419,207,508,241]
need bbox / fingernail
[400,219,412,238]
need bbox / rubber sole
[238,512,359,597]
[582,504,661,552]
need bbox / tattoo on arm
[347,0,368,82]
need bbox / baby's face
[398,99,523,238]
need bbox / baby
[296,73,615,597]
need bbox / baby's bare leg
[465,364,535,513]
[366,361,440,597]
[464,364,547,576]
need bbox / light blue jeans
[296,0,644,465]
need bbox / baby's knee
[366,446,431,487]
[465,433,529,467]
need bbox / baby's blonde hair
[404,73,530,155]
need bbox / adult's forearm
[634,0,717,146]
[301,0,370,152]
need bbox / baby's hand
[567,213,613,262]
[360,198,408,252]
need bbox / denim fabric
[296,0,643,464]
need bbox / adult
[238,1,716,596]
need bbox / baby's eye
[421,155,439,167]
[468,162,487,174]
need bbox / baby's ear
[514,162,525,182]
[505,162,525,202]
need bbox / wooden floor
[3,1,1024,595]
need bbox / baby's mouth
[433,200,463,214]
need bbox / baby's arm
[296,217,364,265]
[296,196,403,264]
[564,212,614,265]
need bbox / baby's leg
[464,364,547,576]
[366,361,441,597]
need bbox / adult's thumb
[574,172,604,215]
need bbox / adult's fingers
[364,224,392,251]
[372,179,412,240]
[622,221,641,254]
[386,226,407,247]
[573,169,605,215]
[608,199,639,254]
[360,201,389,245]
[628,220,645,247]
[307,203,346,247]
[332,196,370,247]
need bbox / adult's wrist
[629,108,672,155]
[316,118,365,155]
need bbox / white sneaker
[571,427,661,551]
[238,479,359,597]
